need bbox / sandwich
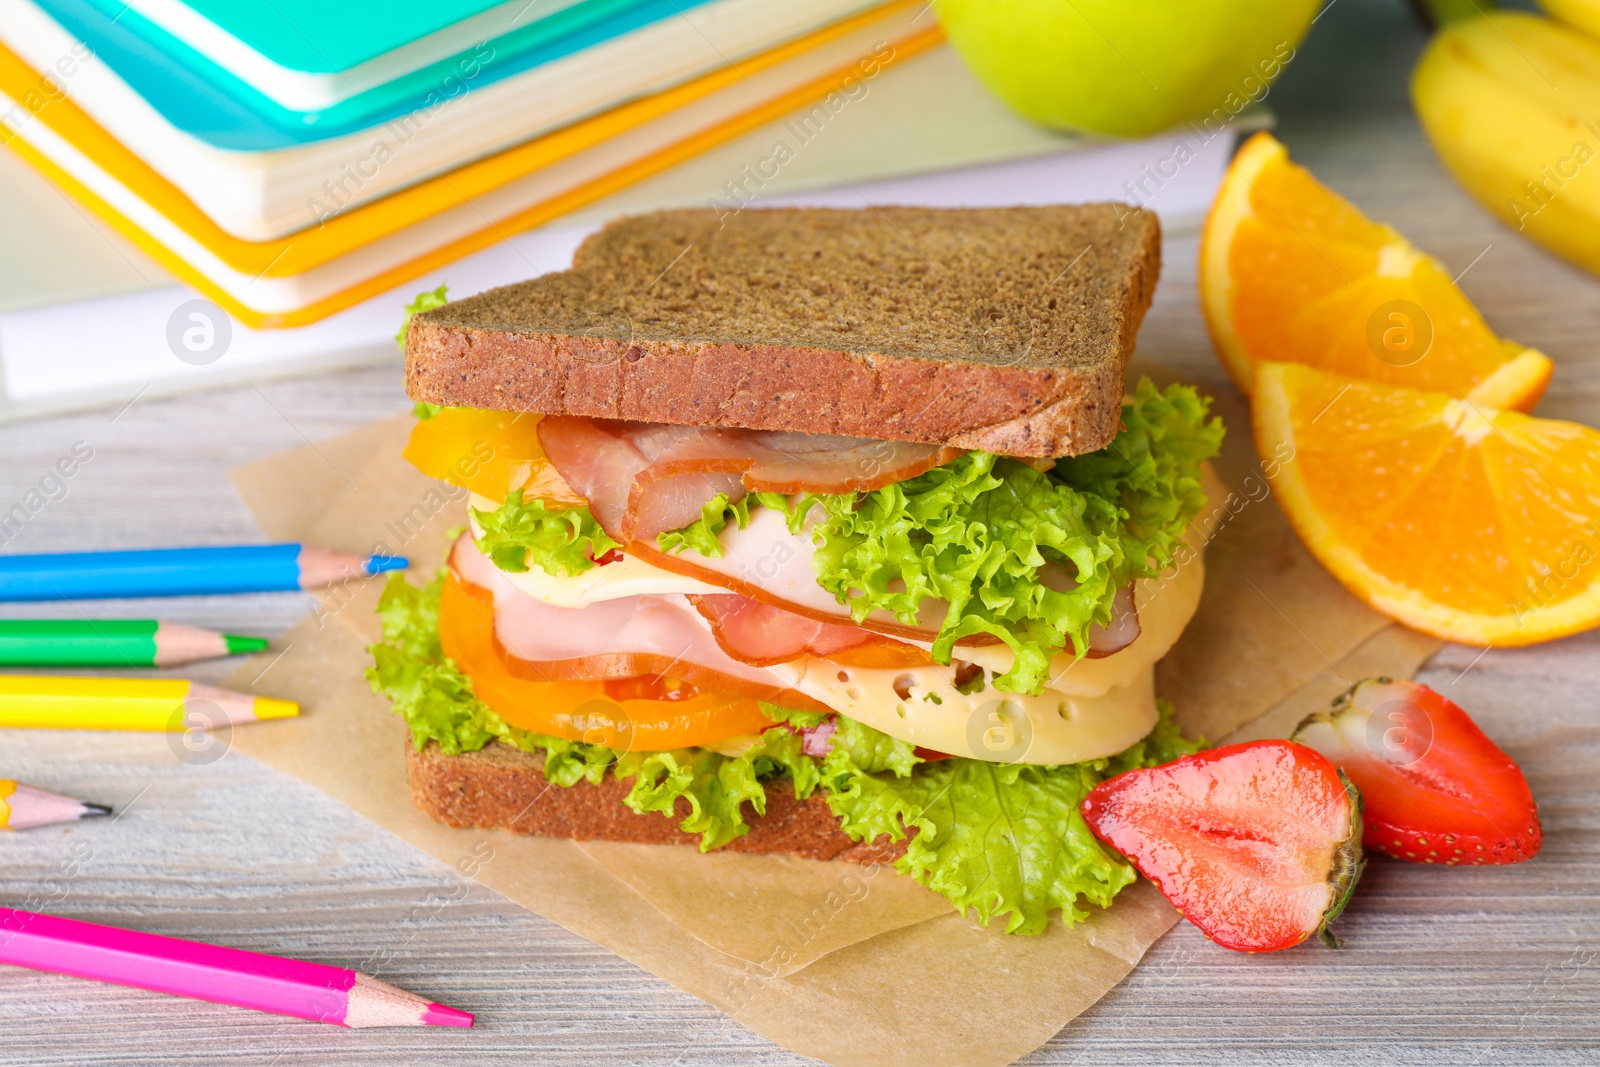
[370,205,1224,934]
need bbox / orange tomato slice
[1254,361,1600,646]
[438,571,782,751]
[1201,132,1551,411]
[403,408,583,506]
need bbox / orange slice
[1254,361,1600,646]
[1202,132,1552,411]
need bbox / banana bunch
[1412,7,1600,276]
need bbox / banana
[1541,0,1600,39]
[1412,11,1600,276]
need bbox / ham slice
[1089,582,1142,656]
[536,416,961,543]
[799,720,836,757]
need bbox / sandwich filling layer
[373,377,1225,933]
[452,510,1206,764]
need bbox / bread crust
[405,206,1160,457]
[405,739,908,865]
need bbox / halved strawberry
[1082,740,1365,952]
[1292,678,1541,865]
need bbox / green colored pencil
[0,620,268,668]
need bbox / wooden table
[3,1,1598,1062]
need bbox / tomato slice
[404,408,583,506]
[493,646,834,716]
[438,572,784,751]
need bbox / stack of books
[0,0,1262,419]
[0,0,938,326]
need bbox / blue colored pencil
[0,544,408,601]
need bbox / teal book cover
[32,0,704,147]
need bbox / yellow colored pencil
[0,676,297,732]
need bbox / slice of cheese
[772,657,1160,766]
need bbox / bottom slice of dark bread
[405,740,907,865]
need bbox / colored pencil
[0,676,297,731]
[0,781,111,830]
[0,620,268,667]
[0,544,408,602]
[0,907,473,1028]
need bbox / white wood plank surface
[2,0,1599,1061]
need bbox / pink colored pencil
[0,908,473,1029]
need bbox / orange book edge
[0,0,928,278]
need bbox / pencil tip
[422,1003,474,1028]
[365,554,409,575]
[224,634,270,655]
[251,697,300,721]
[81,803,113,819]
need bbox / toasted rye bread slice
[405,739,908,864]
[405,205,1160,457]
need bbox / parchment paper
[226,382,1441,1067]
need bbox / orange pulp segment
[1202,132,1551,411]
[1253,361,1600,646]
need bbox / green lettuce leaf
[808,380,1221,694]
[758,701,830,729]
[366,570,614,776]
[656,492,752,557]
[822,712,923,779]
[396,284,448,350]
[616,727,820,851]
[1052,377,1224,578]
[823,701,1201,934]
[472,490,619,577]
[366,572,818,848]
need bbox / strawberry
[1292,677,1541,865]
[1082,740,1365,952]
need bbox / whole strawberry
[1293,677,1541,865]
[1082,740,1365,952]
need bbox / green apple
[934,0,1320,137]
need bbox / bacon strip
[537,416,961,543]
[534,417,653,536]
[687,593,930,668]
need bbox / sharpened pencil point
[423,1003,475,1028]
[81,803,113,819]
[223,634,270,655]
[364,554,409,575]
[251,697,300,721]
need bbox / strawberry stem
[1318,771,1368,949]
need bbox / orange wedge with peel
[1253,361,1600,647]
[1202,133,1551,411]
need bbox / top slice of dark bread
[406,205,1160,457]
